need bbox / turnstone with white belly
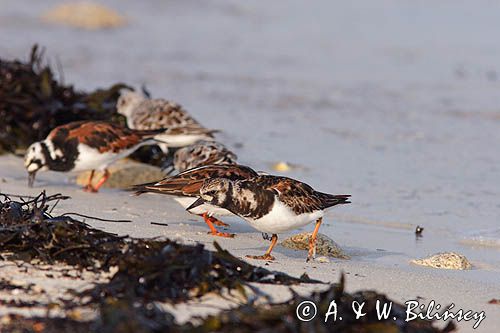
[132,164,258,237]
[116,91,217,151]
[24,121,161,192]
[171,140,237,173]
[188,175,351,261]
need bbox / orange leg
[93,169,110,192]
[208,216,230,227]
[201,213,235,238]
[83,170,95,192]
[246,234,278,261]
[306,217,323,262]
[83,169,110,193]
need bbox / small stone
[272,161,293,172]
[42,1,126,30]
[281,232,349,259]
[411,252,472,270]
[76,160,164,189]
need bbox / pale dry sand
[0,155,499,332]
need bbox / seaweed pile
[0,45,128,154]
[193,275,456,333]
[0,192,127,271]
[80,241,315,306]
[0,275,455,333]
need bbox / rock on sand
[281,232,349,259]
[42,2,126,30]
[411,252,472,270]
[76,160,164,189]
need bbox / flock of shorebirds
[23,90,351,261]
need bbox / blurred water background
[1,1,499,274]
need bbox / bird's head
[24,142,48,187]
[116,90,145,117]
[187,178,233,210]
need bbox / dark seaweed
[79,240,318,305]
[0,275,455,333]
[192,275,456,333]
[0,191,127,271]
[0,45,129,154]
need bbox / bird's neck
[42,140,77,172]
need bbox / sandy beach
[1,155,498,332]
[2,1,500,331]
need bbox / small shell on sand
[76,160,164,189]
[411,252,472,270]
[281,232,350,259]
[42,2,126,30]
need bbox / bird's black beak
[186,197,205,211]
[28,171,37,188]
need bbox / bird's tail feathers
[318,193,351,209]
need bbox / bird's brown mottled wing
[258,176,350,214]
[135,164,258,197]
[48,121,152,153]
[268,176,351,214]
[254,176,324,214]
[163,126,218,136]
[131,99,202,130]
[174,141,237,172]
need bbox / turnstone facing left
[116,91,217,151]
[188,175,351,261]
[24,120,161,192]
[132,164,258,237]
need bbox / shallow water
[1,1,499,274]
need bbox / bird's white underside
[72,143,146,172]
[154,133,214,148]
[245,197,324,233]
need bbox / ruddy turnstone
[132,164,258,237]
[24,120,161,192]
[188,175,351,261]
[171,140,237,173]
[116,91,217,151]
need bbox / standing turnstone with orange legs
[171,140,237,173]
[116,91,217,152]
[188,175,351,261]
[132,164,258,237]
[24,121,161,192]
